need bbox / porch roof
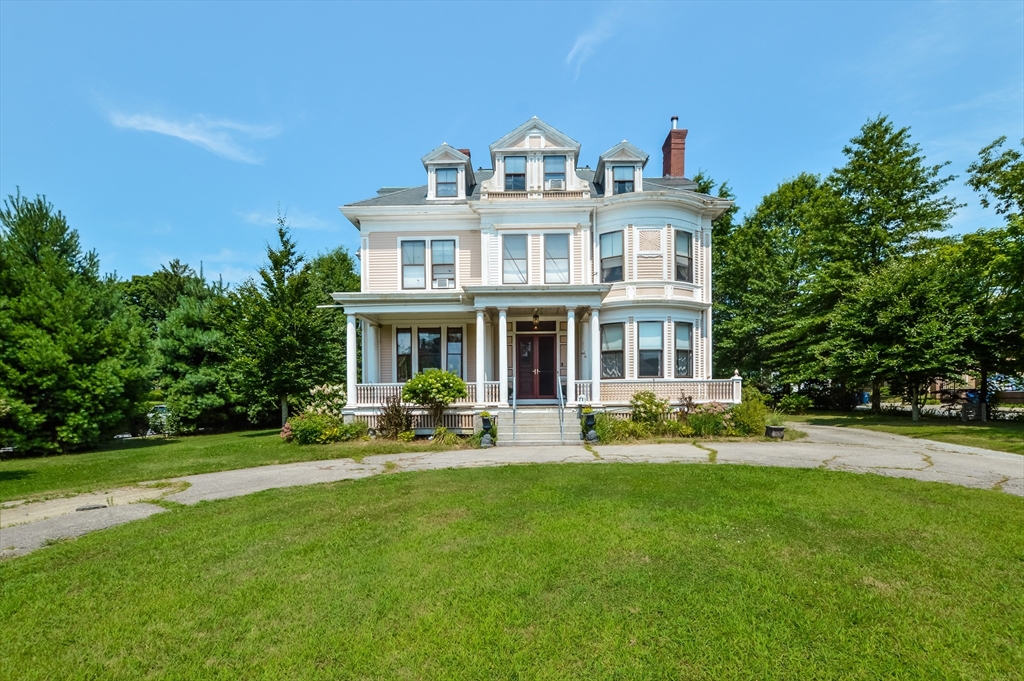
[327,285,611,315]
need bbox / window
[544,234,569,284]
[505,156,526,191]
[544,155,565,186]
[446,328,463,377]
[675,322,693,378]
[601,323,624,379]
[436,168,458,197]
[431,239,455,288]
[396,329,412,381]
[675,230,693,283]
[418,328,442,372]
[613,166,634,194]
[637,322,663,378]
[600,231,623,282]
[503,234,528,284]
[401,240,426,289]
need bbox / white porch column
[590,308,601,403]
[360,319,367,384]
[566,308,576,405]
[475,309,486,405]
[366,323,379,383]
[498,308,509,406]
[345,313,357,407]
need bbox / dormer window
[544,155,566,190]
[505,156,526,191]
[436,168,458,197]
[613,166,635,194]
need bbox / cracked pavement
[2,425,1021,559]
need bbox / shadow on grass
[0,470,34,483]
[237,430,281,439]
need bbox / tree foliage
[155,278,237,433]
[0,192,151,453]
[227,217,346,425]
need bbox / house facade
[334,117,741,428]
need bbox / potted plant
[480,410,493,433]
[765,410,786,439]
[580,406,598,442]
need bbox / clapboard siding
[365,230,481,292]
[378,324,393,383]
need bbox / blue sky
[1,1,1021,284]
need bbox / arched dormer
[421,144,475,201]
[595,141,649,196]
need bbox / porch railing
[353,381,504,406]
[352,378,741,407]
[598,378,741,405]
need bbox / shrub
[654,419,693,437]
[280,421,293,442]
[402,370,467,432]
[594,413,651,442]
[288,413,367,445]
[631,391,670,425]
[732,386,769,435]
[397,430,415,442]
[778,394,813,415]
[431,426,461,447]
[303,384,347,419]
[689,412,724,437]
[376,394,413,439]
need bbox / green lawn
[0,431,451,503]
[1,464,1021,679]
[782,411,1024,455]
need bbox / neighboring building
[334,117,741,437]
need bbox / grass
[1,464,1022,679]
[783,411,1024,455]
[0,430,458,503]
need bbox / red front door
[516,335,557,399]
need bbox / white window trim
[636,320,664,379]
[391,323,466,382]
[397,236,461,291]
[542,231,573,285]
[673,227,696,284]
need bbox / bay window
[637,322,663,378]
[675,230,693,283]
[600,231,623,282]
[675,322,693,378]
[600,323,624,379]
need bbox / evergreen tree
[228,217,345,426]
[123,259,204,331]
[156,278,236,433]
[0,192,151,453]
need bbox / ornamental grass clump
[401,370,467,434]
[689,401,731,437]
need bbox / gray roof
[345,168,723,207]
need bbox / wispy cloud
[108,112,280,163]
[241,208,336,231]
[566,11,619,79]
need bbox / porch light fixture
[532,310,540,329]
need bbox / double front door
[516,334,557,399]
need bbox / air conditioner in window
[545,179,565,190]
[434,278,454,289]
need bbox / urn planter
[765,425,785,439]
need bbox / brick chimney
[662,116,687,178]
[457,148,471,161]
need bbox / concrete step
[496,439,580,447]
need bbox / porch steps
[494,408,580,447]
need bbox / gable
[421,143,471,166]
[489,117,581,155]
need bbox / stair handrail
[510,373,517,441]
[556,375,565,442]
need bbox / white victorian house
[333,117,740,442]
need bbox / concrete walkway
[2,425,1021,559]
